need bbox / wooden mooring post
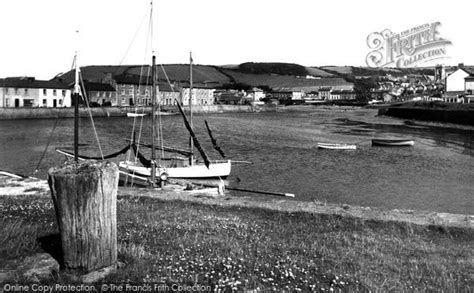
[48,160,119,272]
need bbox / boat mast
[150,55,157,186]
[73,30,80,162]
[189,52,194,165]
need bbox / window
[24,88,28,95]
[43,99,47,106]
[5,88,8,94]
[53,90,57,96]
[5,98,9,107]
[58,100,62,106]
[62,90,66,97]
[43,89,47,95]
[14,88,18,94]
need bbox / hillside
[221,69,352,91]
[320,66,434,77]
[58,65,232,87]
[55,62,467,91]
[319,66,436,77]
[234,62,308,76]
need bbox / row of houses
[0,76,218,108]
[370,63,474,104]
[303,88,356,101]
[0,73,357,108]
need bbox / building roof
[464,75,474,81]
[219,94,244,102]
[114,75,177,92]
[331,89,355,95]
[0,77,69,89]
[83,82,116,92]
[114,74,152,85]
[318,87,331,91]
[447,67,472,78]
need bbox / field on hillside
[306,67,336,77]
[59,65,232,86]
[222,69,352,90]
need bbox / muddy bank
[0,104,275,120]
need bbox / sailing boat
[57,2,231,184]
[118,53,232,182]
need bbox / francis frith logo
[366,22,452,68]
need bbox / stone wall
[0,104,275,120]
[380,107,474,126]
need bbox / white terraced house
[0,77,71,108]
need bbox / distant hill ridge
[55,62,468,91]
[235,62,308,76]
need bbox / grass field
[1,194,472,291]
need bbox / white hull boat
[372,138,414,147]
[119,160,231,179]
[317,142,357,150]
[127,113,146,117]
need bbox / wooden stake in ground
[48,160,118,272]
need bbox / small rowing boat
[127,113,146,118]
[317,142,357,150]
[372,138,414,147]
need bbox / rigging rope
[33,54,75,176]
[79,72,104,159]
[33,118,59,175]
[59,145,131,160]
[118,5,149,66]
[124,1,155,186]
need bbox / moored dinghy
[317,142,357,150]
[126,113,146,118]
[372,138,415,147]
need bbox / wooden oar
[171,179,295,198]
[226,186,295,198]
[231,160,253,164]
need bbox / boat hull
[372,139,414,147]
[119,160,232,179]
[317,143,356,150]
[127,113,146,117]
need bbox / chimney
[458,63,465,69]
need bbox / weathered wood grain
[48,160,118,272]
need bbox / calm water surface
[1,107,473,214]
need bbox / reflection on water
[0,107,473,214]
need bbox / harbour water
[0,106,473,214]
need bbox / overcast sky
[0,0,472,79]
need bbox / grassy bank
[1,194,472,291]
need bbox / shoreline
[1,173,472,229]
[0,104,276,120]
